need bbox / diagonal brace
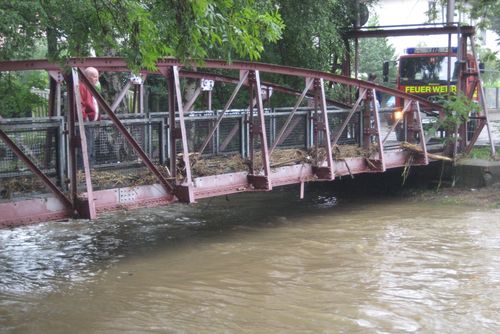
[184,86,202,112]
[78,68,175,194]
[270,78,314,155]
[0,128,73,210]
[331,89,366,146]
[198,71,249,155]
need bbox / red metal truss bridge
[0,47,495,227]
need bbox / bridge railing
[0,117,64,199]
[0,106,367,199]
[89,117,163,168]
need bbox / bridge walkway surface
[0,58,494,227]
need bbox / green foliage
[358,16,396,83]
[0,71,48,118]
[478,47,500,87]
[468,146,500,160]
[464,0,500,36]
[0,0,384,115]
[0,1,45,60]
[0,0,285,71]
[426,0,500,37]
[261,0,358,72]
[431,91,480,135]
[255,0,381,104]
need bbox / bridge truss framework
[0,38,494,227]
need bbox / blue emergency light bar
[406,47,458,54]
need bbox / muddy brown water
[1,185,499,333]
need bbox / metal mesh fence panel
[187,117,212,154]
[327,109,360,145]
[172,118,210,155]
[249,109,272,151]
[218,116,243,155]
[485,87,499,110]
[76,117,166,191]
[173,112,246,157]
[0,119,61,177]
[0,118,62,199]
[150,121,163,163]
[271,110,308,149]
[91,120,149,167]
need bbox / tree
[0,1,285,116]
[426,0,500,38]
[0,71,48,118]
[462,0,500,37]
[478,47,499,87]
[0,0,285,71]
[358,16,396,83]
[254,0,379,105]
[261,0,360,72]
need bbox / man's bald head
[84,67,99,86]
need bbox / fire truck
[386,46,468,98]
[383,46,478,140]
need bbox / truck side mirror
[383,61,389,82]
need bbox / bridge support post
[371,89,386,171]
[404,101,417,145]
[413,102,429,165]
[71,68,97,219]
[360,89,386,172]
[311,78,334,180]
[246,70,272,190]
[362,90,372,150]
[169,66,195,202]
[464,34,496,157]
[64,72,78,213]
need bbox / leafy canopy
[426,0,500,37]
[0,0,285,70]
[358,16,396,82]
[261,0,362,72]
[0,71,48,118]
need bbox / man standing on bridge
[79,67,100,122]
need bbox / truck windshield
[399,56,457,85]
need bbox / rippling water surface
[1,186,499,333]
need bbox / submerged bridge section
[0,55,494,227]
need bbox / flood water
[1,185,499,333]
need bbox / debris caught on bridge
[177,153,247,177]
[1,176,45,199]
[77,168,171,189]
[311,145,378,161]
[176,145,380,178]
[401,142,452,162]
